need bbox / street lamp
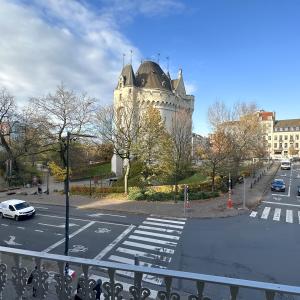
[64,132,97,256]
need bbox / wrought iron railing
[1,245,300,299]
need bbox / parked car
[0,199,35,221]
[298,186,300,196]
[271,179,286,192]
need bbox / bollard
[250,182,253,189]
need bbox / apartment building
[259,111,300,159]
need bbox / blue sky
[1,0,300,135]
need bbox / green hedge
[70,185,124,195]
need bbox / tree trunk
[124,160,130,194]
[0,134,19,173]
[211,165,216,192]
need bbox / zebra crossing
[250,206,300,224]
[106,215,186,286]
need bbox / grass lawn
[178,172,208,184]
[72,162,111,180]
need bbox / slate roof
[119,64,136,87]
[274,119,300,128]
[135,61,172,91]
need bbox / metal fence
[1,246,300,299]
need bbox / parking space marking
[38,214,129,227]
[42,221,96,253]
[35,229,44,233]
[17,227,25,230]
[93,224,135,260]
[249,211,257,218]
[263,201,300,207]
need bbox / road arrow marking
[38,223,79,228]
[4,236,21,246]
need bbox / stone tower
[112,60,194,176]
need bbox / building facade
[112,60,195,176]
[259,111,300,159]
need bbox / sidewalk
[0,163,279,218]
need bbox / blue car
[271,179,286,192]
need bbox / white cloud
[185,82,197,95]
[0,0,141,104]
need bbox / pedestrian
[74,281,82,300]
[93,279,102,300]
[27,266,37,297]
[37,184,42,194]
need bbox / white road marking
[1,224,8,227]
[249,211,257,218]
[146,218,185,225]
[38,213,129,227]
[4,236,21,246]
[109,255,165,285]
[138,225,182,235]
[150,214,187,220]
[286,210,293,223]
[261,207,271,219]
[38,223,79,228]
[17,227,25,230]
[88,213,126,218]
[143,221,183,229]
[34,229,44,233]
[55,233,63,236]
[134,230,180,240]
[116,247,171,263]
[273,208,281,221]
[298,211,300,224]
[122,241,174,254]
[42,221,96,253]
[69,245,88,253]
[109,255,166,268]
[93,225,135,260]
[271,194,290,197]
[128,235,177,246]
[263,201,300,208]
[89,275,158,300]
[34,206,49,210]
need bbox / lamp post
[64,132,97,256]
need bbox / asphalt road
[1,165,300,299]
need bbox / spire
[118,64,136,87]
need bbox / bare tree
[96,97,142,194]
[171,109,193,194]
[0,88,19,174]
[197,129,233,191]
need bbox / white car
[0,199,35,221]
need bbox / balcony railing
[1,245,300,299]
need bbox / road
[1,164,300,298]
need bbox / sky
[1,0,300,135]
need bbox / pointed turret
[117,64,136,88]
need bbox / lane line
[17,227,25,230]
[42,221,96,253]
[298,211,300,224]
[286,210,293,223]
[35,229,44,233]
[263,201,300,208]
[261,207,271,219]
[143,221,183,229]
[116,247,171,263]
[134,230,180,240]
[271,194,290,198]
[93,225,135,260]
[138,225,182,235]
[249,211,257,218]
[1,224,8,227]
[128,235,177,246]
[37,214,129,227]
[146,218,185,225]
[273,208,281,221]
[122,241,174,254]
